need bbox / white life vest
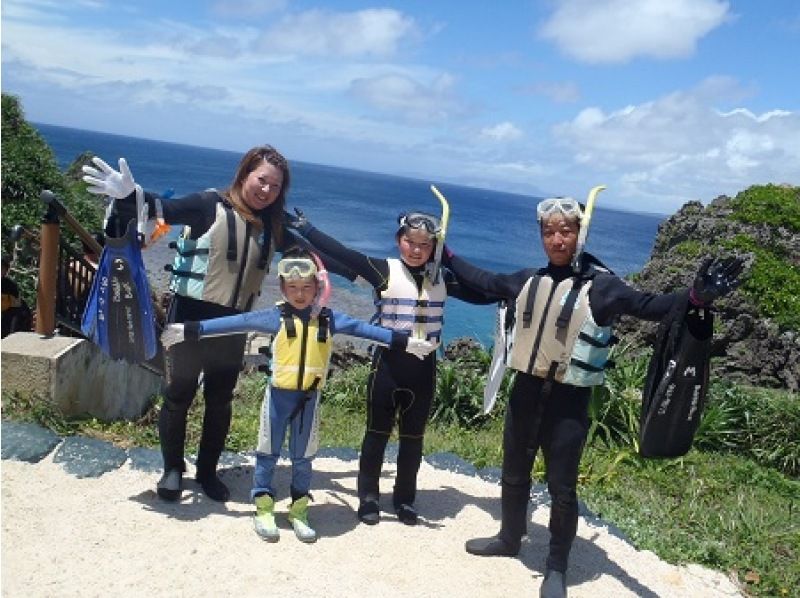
[168,195,273,311]
[506,274,614,387]
[373,258,446,345]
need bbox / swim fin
[80,218,157,363]
[639,291,713,458]
[483,301,508,414]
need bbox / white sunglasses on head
[536,197,583,222]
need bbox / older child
[161,247,434,542]
[287,210,495,526]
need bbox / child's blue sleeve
[197,307,281,338]
[329,310,395,345]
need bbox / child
[160,247,434,542]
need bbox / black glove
[104,191,140,237]
[284,207,313,236]
[690,256,744,305]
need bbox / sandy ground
[1,453,743,598]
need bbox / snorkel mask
[396,212,441,237]
[276,253,331,314]
[277,257,318,280]
[536,197,583,223]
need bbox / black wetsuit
[111,190,290,480]
[447,253,681,572]
[304,226,494,510]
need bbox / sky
[2,0,799,214]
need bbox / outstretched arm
[287,212,389,288]
[330,311,435,359]
[445,249,532,301]
[161,307,282,348]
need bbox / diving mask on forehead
[397,212,441,235]
[277,257,318,280]
[536,197,583,222]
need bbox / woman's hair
[226,145,290,246]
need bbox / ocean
[35,122,666,347]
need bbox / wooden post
[35,194,61,335]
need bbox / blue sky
[2,0,798,214]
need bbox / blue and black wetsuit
[184,303,410,501]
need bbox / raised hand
[82,156,137,199]
[691,256,745,305]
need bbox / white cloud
[348,73,459,125]
[538,0,731,64]
[257,9,417,58]
[549,79,800,210]
[480,122,523,141]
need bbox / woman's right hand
[285,207,313,236]
[82,156,137,199]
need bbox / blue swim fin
[81,218,157,363]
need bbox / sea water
[36,122,665,346]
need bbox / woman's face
[541,214,580,267]
[397,228,435,268]
[242,161,283,212]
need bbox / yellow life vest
[271,304,333,391]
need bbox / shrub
[588,344,649,450]
[1,93,104,303]
[729,184,800,232]
[721,235,800,330]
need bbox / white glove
[406,337,435,360]
[82,156,137,199]
[160,323,186,349]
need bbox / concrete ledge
[1,332,162,420]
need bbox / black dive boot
[465,481,529,556]
[195,451,229,502]
[540,569,567,598]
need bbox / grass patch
[580,449,799,597]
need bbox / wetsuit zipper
[297,318,309,390]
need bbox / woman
[288,209,494,525]
[443,196,742,598]
[82,146,293,503]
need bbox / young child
[160,247,434,542]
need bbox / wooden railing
[35,190,103,336]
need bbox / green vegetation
[668,184,800,330]
[1,93,103,304]
[729,184,800,232]
[3,344,798,596]
[721,234,800,330]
